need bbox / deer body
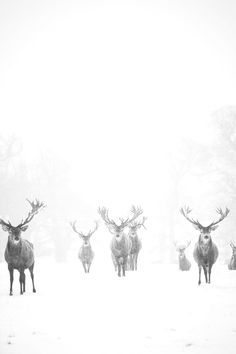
[179,254,191,271]
[174,242,191,271]
[110,232,131,276]
[70,220,98,273]
[128,235,142,271]
[78,243,94,273]
[180,206,229,285]
[228,242,236,270]
[5,239,35,296]
[193,238,218,283]
[0,199,45,295]
[98,206,143,277]
[127,216,146,271]
[5,239,34,269]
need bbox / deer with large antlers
[228,241,236,270]
[70,220,98,273]
[180,206,229,285]
[98,206,143,277]
[1,199,45,295]
[127,216,147,271]
[174,241,191,271]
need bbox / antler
[87,221,99,237]
[207,208,230,228]
[98,206,143,230]
[130,216,147,229]
[174,240,190,251]
[118,206,143,229]
[98,207,118,228]
[186,240,191,248]
[230,241,236,248]
[70,221,84,238]
[17,199,46,228]
[180,206,203,229]
[0,219,12,229]
[70,220,99,238]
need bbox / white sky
[0,0,236,210]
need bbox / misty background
[1,0,236,266]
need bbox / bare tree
[165,139,210,262]
[0,135,22,262]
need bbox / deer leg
[208,265,212,283]
[131,256,134,270]
[198,265,202,285]
[123,257,127,276]
[29,263,36,293]
[122,263,126,276]
[82,262,87,273]
[113,258,117,272]
[203,266,208,283]
[129,256,132,270]
[117,261,121,277]
[19,270,25,295]
[8,266,14,296]
[125,257,129,271]
[23,271,26,292]
[135,254,138,270]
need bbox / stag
[98,206,143,277]
[127,216,147,271]
[174,241,191,271]
[180,206,229,285]
[0,199,45,295]
[70,220,98,273]
[228,241,236,270]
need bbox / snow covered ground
[1,257,236,354]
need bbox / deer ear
[1,224,10,232]
[20,225,29,232]
[210,225,219,231]
[193,224,201,231]
[108,226,116,234]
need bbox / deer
[70,220,98,273]
[228,241,236,270]
[0,199,45,295]
[174,241,191,271]
[127,216,147,271]
[98,206,143,277]
[180,206,229,285]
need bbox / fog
[1,0,236,261]
[1,1,236,354]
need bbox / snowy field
[1,258,236,354]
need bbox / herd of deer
[0,199,235,296]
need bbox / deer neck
[130,232,138,239]
[83,242,91,248]
[7,238,22,255]
[198,236,212,254]
[179,253,186,260]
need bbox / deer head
[70,220,99,246]
[98,206,143,239]
[174,240,191,259]
[128,216,147,238]
[180,206,230,245]
[0,199,46,245]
